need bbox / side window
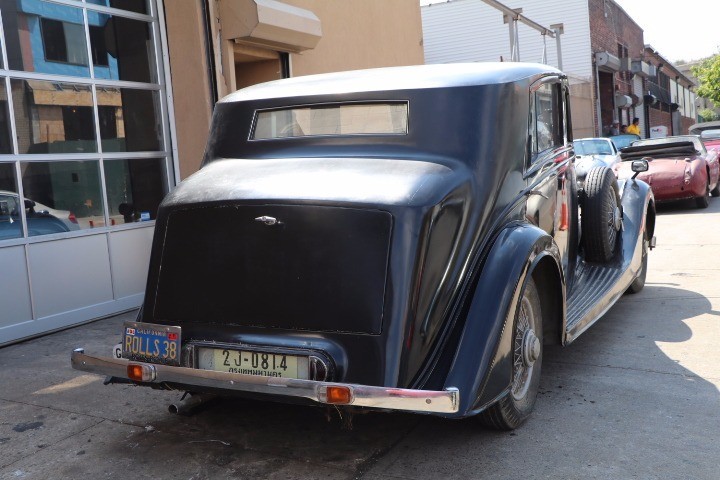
[530,81,564,160]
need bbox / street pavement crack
[547,359,720,382]
[0,396,150,429]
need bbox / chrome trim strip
[71,349,459,414]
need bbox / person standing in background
[626,117,640,136]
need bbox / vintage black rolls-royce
[72,63,656,429]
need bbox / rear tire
[479,277,543,430]
[582,167,621,262]
[710,181,720,197]
[696,179,710,209]
[627,231,648,294]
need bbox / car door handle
[526,190,549,199]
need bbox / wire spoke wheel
[511,294,539,400]
[480,277,543,430]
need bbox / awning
[220,0,322,53]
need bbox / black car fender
[442,222,564,417]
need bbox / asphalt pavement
[1,197,719,480]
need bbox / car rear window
[251,102,408,140]
[700,129,720,139]
[575,139,613,155]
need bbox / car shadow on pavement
[654,196,720,215]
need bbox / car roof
[220,62,563,103]
[634,135,703,150]
[576,137,612,142]
[689,120,720,134]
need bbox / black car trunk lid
[151,204,392,335]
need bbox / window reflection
[534,83,556,153]
[21,161,103,234]
[105,158,165,225]
[0,80,12,154]
[1,1,91,77]
[100,88,162,152]
[11,79,98,154]
[87,0,149,15]
[87,11,156,83]
[1,1,154,81]
[0,163,21,240]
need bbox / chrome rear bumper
[71,349,459,414]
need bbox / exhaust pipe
[168,393,217,415]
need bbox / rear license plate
[122,322,181,366]
[197,347,306,379]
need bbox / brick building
[644,46,697,137]
[588,0,645,135]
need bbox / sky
[419,0,720,63]
[612,0,719,62]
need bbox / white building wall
[689,91,696,120]
[422,0,594,82]
[670,79,678,104]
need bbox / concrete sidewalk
[1,198,719,480]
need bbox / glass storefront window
[0,163,21,240]
[0,0,168,240]
[1,1,91,78]
[11,79,98,154]
[100,88,162,152]
[0,79,12,154]
[104,157,165,225]
[87,12,156,83]
[21,160,103,234]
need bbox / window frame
[39,18,89,67]
[528,76,567,164]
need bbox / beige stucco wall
[284,0,424,76]
[569,81,595,139]
[165,0,424,179]
[163,1,215,179]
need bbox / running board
[564,256,636,344]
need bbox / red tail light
[68,212,78,224]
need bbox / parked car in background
[609,133,641,151]
[615,135,720,208]
[700,130,720,152]
[689,121,720,151]
[0,191,79,240]
[573,137,621,185]
[72,63,655,431]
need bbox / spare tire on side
[582,167,621,263]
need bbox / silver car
[573,137,621,185]
[0,190,80,239]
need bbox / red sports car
[615,135,720,208]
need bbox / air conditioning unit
[644,93,658,106]
[615,94,632,107]
[595,51,622,71]
[630,60,653,78]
